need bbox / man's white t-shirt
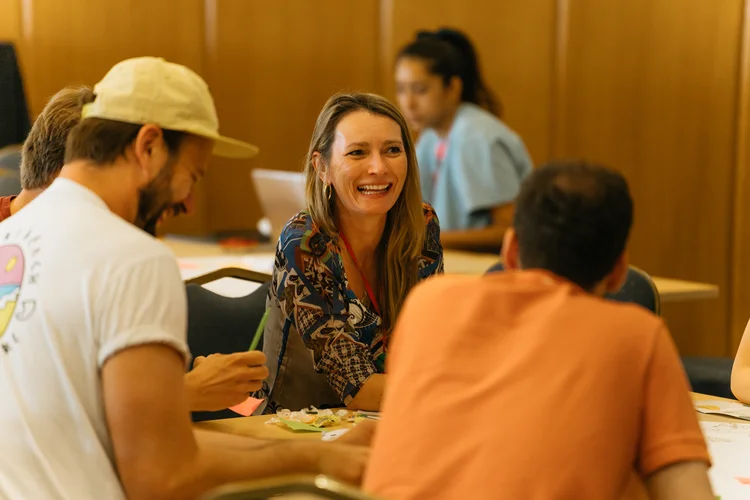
[0,178,189,499]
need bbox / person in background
[0,86,87,220]
[0,57,369,499]
[364,161,713,500]
[395,27,533,253]
[730,323,750,402]
[258,92,443,414]
[0,84,265,414]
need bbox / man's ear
[501,228,520,269]
[132,124,168,178]
[604,251,629,294]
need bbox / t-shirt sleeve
[96,253,188,367]
[452,135,524,216]
[637,323,711,477]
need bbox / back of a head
[513,161,634,290]
[398,27,501,117]
[21,86,91,190]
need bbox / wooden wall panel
[380,0,558,165]
[8,0,209,235]
[0,0,22,43]
[557,0,745,356]
[202,0,381,233]
[731,0,750,352]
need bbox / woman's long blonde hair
[304,92,425,333]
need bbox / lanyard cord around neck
[339,231,381,316]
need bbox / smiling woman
[256,93,444,413]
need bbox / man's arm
[644,461,714,500]
[439,203,514,252]
[103,344,369,499]
[731,319,750,402]
[637,324,712,500]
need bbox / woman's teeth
[357,184,390,194]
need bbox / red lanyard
[339,232,381,316]
[432,140,447,200]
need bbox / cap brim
[211,135,259,159]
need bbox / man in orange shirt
[364,161,713,499]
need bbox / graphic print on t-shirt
[0,244,24,339]
[0,231,40,354]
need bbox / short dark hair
[21,86,91,189]
[513,161,634,290]
[65,91,186,165]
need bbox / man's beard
[135,157,184,236]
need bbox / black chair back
[187,279,270,422]
[486,262,660,314]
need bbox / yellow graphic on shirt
[0,245,24,339]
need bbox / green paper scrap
[278,418,324,432]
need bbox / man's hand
[184,351,268,412]
[337,420,377,447]
[317,443,371,485]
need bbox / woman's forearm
[348,374,386,411]
[731,366,750,402]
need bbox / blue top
[417,103,533,231]
[255,204,444,414]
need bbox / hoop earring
[324,184,332,201]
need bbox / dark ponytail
[398,27,502,117]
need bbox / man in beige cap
[0,57,370,499]
[1,84,278,415]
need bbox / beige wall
[1,0,749,358]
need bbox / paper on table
[699,421,750,499]
[694,400,750,421]
[322,428,351,441]
[278,418,325,432]
[229,397,264,417]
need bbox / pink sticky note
[229,397,264,417]
[736,477,750,485]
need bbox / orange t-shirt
[364,270,709,500]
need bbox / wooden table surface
[194,393,742,440]
[163,237,719,303]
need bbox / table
[163,237,719,303]
[194,393,741,441]
[194,412,354,441]
[691,393,745,423]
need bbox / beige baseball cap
[81,56,258,159]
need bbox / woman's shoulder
[279,210,315,243]
[421,202,439,226]
[420,203,443,263]
[451,103,525,149]
[277,210,336,262]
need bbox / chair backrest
[485,262,661,314]
[0,169,21,197]
[187,276,270,422]
[606,266,660,315]
[200,475,380,500]
[0,145,21,172]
